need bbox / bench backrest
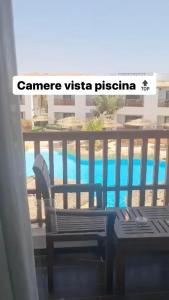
[33,154,52,207]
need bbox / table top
[115,206,169,222]
[115,206,169,240]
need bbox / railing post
[62,139,68,208]
[76,139,81,208]
[103,139,108,208]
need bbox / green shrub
[83,118,103,131]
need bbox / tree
[83,118,104,149]
[93,95,124,117]
[83,118,103,131]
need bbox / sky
[12,0,169,74]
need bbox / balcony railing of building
[158,99,169,107]
[125,96,144,107]
[54,95,75,106]
[24,130,169,224]
[125,115,142,122]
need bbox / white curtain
[0,0,39,299]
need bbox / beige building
[19,74,169,128]
[116,77,169,127]
[19,95,33,120]
[47,95,95,124]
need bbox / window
[126,95,141,100]
[20,111,25,119]
[158,90,169,107]
[158,98,169,107]
[164,116,169,123]
[157,115,169,127]
[157,116,164,126]
[125,115,142,122]
[54,112,75,121]
[86,96,96,106]
[54,95,75,105]
[20,96,25,105]
[166,91,169,100]
[125,96,143,107]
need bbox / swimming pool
[25,150,166,207]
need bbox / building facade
[19,95,33,120]
[116,78,169,127]
[48,95,95,124]
[19,74,169,128]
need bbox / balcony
[24,130,169,299]
[125,96,144,107]
[54,95,75,106]
[3,1,169,298]
[158,99,169,107]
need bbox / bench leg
[114,251,125,295]
[97,239,105,260]
[105,240,114,293]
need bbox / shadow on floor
[36,251,169,300]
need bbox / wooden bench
[33,154,169,295]
[33,154,116,293]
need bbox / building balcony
[54,96,75,106]
[158,99,169,107]
[24,129,169,299]
[125,98,144,107]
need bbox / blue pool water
[26,150,166,207]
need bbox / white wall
[20,95,33,120]
[143,94,158,122]
[116,87,169,125]
[48,95,95,124]
[116,95,158,122]
[20,76,169,125]
[116,106,144,118]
